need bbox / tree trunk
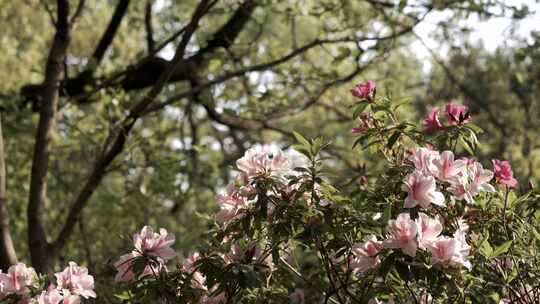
[27,0,71,273]
[0,115,17,270]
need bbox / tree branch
[28,0,72,273]
[52,0,215,252]
[145,0,155,53]
[91,0,131,65]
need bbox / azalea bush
[3,82,540,304]
[0,262,96,304]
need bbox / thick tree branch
[21,0,255,106]
[61,0,130,99]
[145,31,400,114]
[145,0,155,53]
[28,0,72,273]
[52,0,214,252]
[91,0,131,65]
[0,115,17,270]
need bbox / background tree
[0,0,535,295]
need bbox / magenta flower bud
[351,80,376,102]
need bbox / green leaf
[293,131,311,148]
[352,103,369,120]
[459,137,475,155]
[478,234,493,258]
[386,131,401,149]
[492,240,513,258]
[532,227,540,242]
[466,123,484,134]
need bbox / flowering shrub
[4,82,539,304]
[105,82,540,304]
[0,262,95,304]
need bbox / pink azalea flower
[453,218,471,261]
[236,147,290,180]
[352,113,374,134]
[408,147,439,174]
[289,289,305,304]
[0,263,37,296]
[134,226,176,261]
[447,161,495,203]
[114,226,175,283]
[444,103,471,125]
[446,173,474,203]
[234,173,257,199]
[416,213,443,250]
[469,161,495,194]
[423,107,443,133]
[215,186,250,226]
[35,289,64,304]
[181,252,206,290]
[226,243,271,267]
[428,218,471,270]
[427,236,471,270]
[54,262,96,299]
[37,289,81,304]
[384,213,418,257]
[402,170,445,208]
[433,151,467,183]
[351,80,376,102]
[492,159,518,188]
[351,235,383,274]
[114,252,152,283]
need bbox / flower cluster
[423,103,471,132]
[114,225,176,283]
[349,140,520,277]
[0,262,95,304]
[215,146,294,226]
[0,263,37,301]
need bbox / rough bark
[0,115,17,270]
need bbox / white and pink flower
[427,219,471,270]
[134,226,176,260]
[384,213,418,257]
[215,186,250,226]
[54,262,96,299]
[0,263,37,296]
[114,226,176,283]
[351,235,383,274]
[402,170,445,208]
[433,151,467,183]
[408,147,439,174]
[447,160,495,203]
[236,147,290,180]
[415,213,443,250]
